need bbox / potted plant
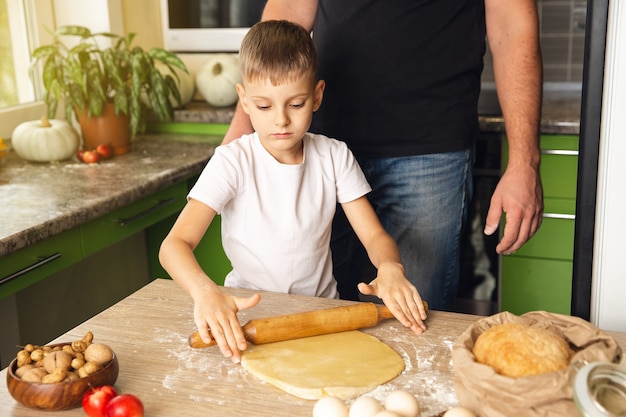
[30,25,189,155]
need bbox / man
[223,0,543,311]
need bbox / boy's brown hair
[239,20,317,86]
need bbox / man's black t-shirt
[311,0,486,158]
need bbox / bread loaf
[472,322,573,378]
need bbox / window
[0,0,53,138]
[0,0,146,139]
[0,0,20,107]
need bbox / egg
[443,406,477,417]
[383,390,420,417]
[349,396,384,417]
[313,396,349,417]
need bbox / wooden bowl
[6,344,119,411]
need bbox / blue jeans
[331,150,472,311]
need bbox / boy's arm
[159,199,260,363]
[341,197,427,333]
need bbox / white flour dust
[153,321,235,403]
[363,326,459,415]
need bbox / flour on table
[364,327,459,415]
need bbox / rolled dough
[240,330,405,400]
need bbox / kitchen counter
[478,89,582,135]
[1,279,624,416]
[0,134,220,257]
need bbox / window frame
[0,0,121,139]
[0,0,53,138]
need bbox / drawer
[540,136,579,200]
[500,256,572,315]
[81,181,188,256]
[508,198,575,261]
[0,228,83,299]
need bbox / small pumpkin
[196,54,241,107]
[12,116,80,162]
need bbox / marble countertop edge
[0,135,216,258]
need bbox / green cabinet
[81,181,187,256]
[499,135,578,315]
[0,181,189,300]
[0,228,83,299]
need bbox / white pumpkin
[196,54,241,107]
[12,117,80,162]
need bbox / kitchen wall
[121,0,162,50]
[483,0,587,84]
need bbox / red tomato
[82,385,118,417]
[96,144,112,159]
[82,150,101,164]
[104,394,144,417]
[76,148,86,162]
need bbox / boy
[159,20,427,363]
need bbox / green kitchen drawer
[0,228,83,299]
[500,256,572,315]
[503,135,579,200]
[540,135,579,200]
[507,198,575,261]
[81,181,188,256]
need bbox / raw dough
[241,330,405,400]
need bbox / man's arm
[222,0,318,144]
[484,0,544,254]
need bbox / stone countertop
[0,134,219,258]
[478,89,582,135]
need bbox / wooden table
[1,279,625,416]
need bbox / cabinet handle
[543,212,576,220]
[0,252,62,285]
[117,198,175,226]
[541,149,579,156]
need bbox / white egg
[384,390,420,417]
[374,411,401,417]
[313,396,349,417]
[349,396,384,417]
[443,406,477,417]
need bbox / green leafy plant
[30,25,188,136]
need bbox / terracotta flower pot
[78,103,132,155]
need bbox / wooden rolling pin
[188,301,428,348]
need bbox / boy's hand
[193,289,261,363]
[358,262,427,334]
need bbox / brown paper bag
[452,311,622,417]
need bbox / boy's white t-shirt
[188,132,372,298]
